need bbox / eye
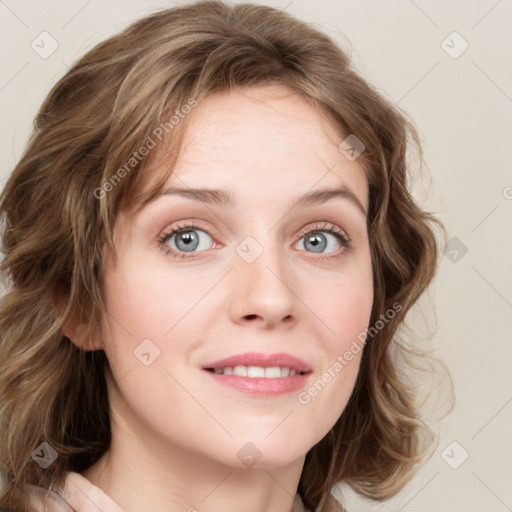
[157,222,216,258]
[157,220,351,260]
[295,222,351,256]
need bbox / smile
[201,352,313,395]
[204,365,308,378]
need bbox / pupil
[176,230,199,251]
[306,232,326,253]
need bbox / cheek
[297,258,373,419]
[101,256,207,334]
[313,257,374,346]
[297,281,371,434]
[98,263,206,428]
[98,256,220,391]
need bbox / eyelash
[156,221,352,261]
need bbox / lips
[201,351,313,374]
[201,351,313,395]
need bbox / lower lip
[202,370,311,395]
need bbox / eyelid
[156,220,221,248]
[294,221,351,246]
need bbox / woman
[0,2,449,511]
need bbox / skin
[69,84,374,512]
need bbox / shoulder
[325,494,346,512]
[296,493,345,512]
[314,494,346,512]
[26,484,74,512]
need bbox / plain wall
[1,1,511,510]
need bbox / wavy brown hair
[0,2,451,511]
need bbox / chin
[228,436,312,470]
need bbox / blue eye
[295,222,351,261]
[158,223,214,256]
[157,221,351,260]
[299,230,345,254]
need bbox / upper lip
[202,352,312,373]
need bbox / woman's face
[98,85,373,469]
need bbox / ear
[62,314,103,352]
[54,292,103,351]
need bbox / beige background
[1,1,511,510]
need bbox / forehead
[138,84,369,212]
[187,85,338,149]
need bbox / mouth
[201,351,312,375]
[203,366,310,377]
[201,352,313,394]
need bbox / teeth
[248,366,265,378]
[211,365,304,378]
[233,365,247,377]
[264,366,281,378]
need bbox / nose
[229,238,298,329]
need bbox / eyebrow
[157,185,367,216]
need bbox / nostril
[245,314,258,320]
